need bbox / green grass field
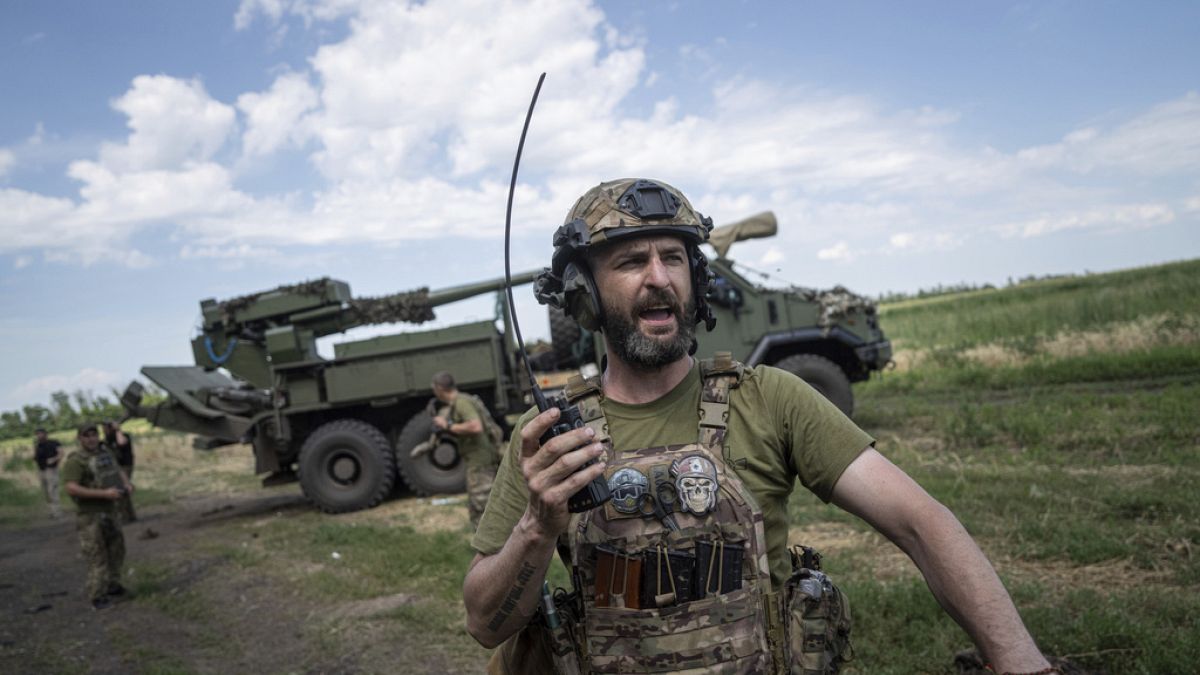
[790,258,1200,674]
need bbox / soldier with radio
[463,178,1054,674]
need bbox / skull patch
[671,455,719,515]
[608,467,650,514]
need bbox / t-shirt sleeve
[60,452,85,485]
[453,397,481,424]
[470,407,537,555]
[761,366,874,502]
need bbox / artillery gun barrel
[423,269,538,307]
[343,270,538,330]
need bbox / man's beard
[601,288,695,371]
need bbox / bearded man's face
[589,235,695,371]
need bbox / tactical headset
[533,179,717,334]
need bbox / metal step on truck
[120,212,891,513]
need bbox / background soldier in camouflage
[429,371,501,529]
[62,422,134,610]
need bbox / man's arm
[462,407,606,648]
[432,400,482,436]
[65,481,122,501]
[441,417,483,436]
[831,448,1051,674]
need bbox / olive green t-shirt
[471,361,874,586]
[60,447,121,514]
[449,395,497,469]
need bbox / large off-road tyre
[298,419,396,513]
[773,353,855,418]
[549,306,593,369]
[394,410,466,495]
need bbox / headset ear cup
[689,246,716,331]
[533,268,565,309]
[562,261,604,332]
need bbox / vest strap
[561,354,748,454]
[565,374,610,445]
[697,351,745,453]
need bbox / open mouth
[638,305,676,325]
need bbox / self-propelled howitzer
[121,271,539,513]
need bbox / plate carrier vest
[554,352,777,673]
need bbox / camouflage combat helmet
[534,178,717,332]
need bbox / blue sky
[1,0,1198,412]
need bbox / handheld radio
[504,73,610,513]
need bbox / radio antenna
[504,72,549,411]
[502,73,611,513]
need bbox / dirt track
[0,491,486,674]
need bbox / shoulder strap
[564,374,611,446]
[697,351,745,452]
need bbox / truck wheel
[773,354,855,417]
[394,410,467,495]
[298,419,396,513]
[549,306,593,369]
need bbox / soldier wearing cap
[61,422,134,610]
[463,179,1054,674]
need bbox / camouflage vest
[557,352,776,673]
[85,448,125,490]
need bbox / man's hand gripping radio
[541,396,610,513]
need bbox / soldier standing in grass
[62,422,133,610]
[33,427,64,519]
[428,371,502,530]
[104,420,137,523]
[464,179,1056,674]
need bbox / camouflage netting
[791,285,877,329]
[348,289,436,325]
[214,278,435,326]
[218,278,335,320]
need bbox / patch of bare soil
[0,491,488,675]
[789,521,918,580]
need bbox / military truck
[543,212,892,417]
[121,211,889,513]
[121,272,543,513]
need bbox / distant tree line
[0,387,157,441]
[877,271,1080,304]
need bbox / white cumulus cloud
[2,0,1197,276]
[997,203,1176,239]
[817,241,854,262]
[8,368,125,409]
[238,71,319,158]
[99,75,237,172]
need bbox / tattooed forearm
[486,561,537,632]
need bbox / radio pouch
[782,548,853,675]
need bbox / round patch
[608,467,649,514]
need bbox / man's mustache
[631,289,683,317]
